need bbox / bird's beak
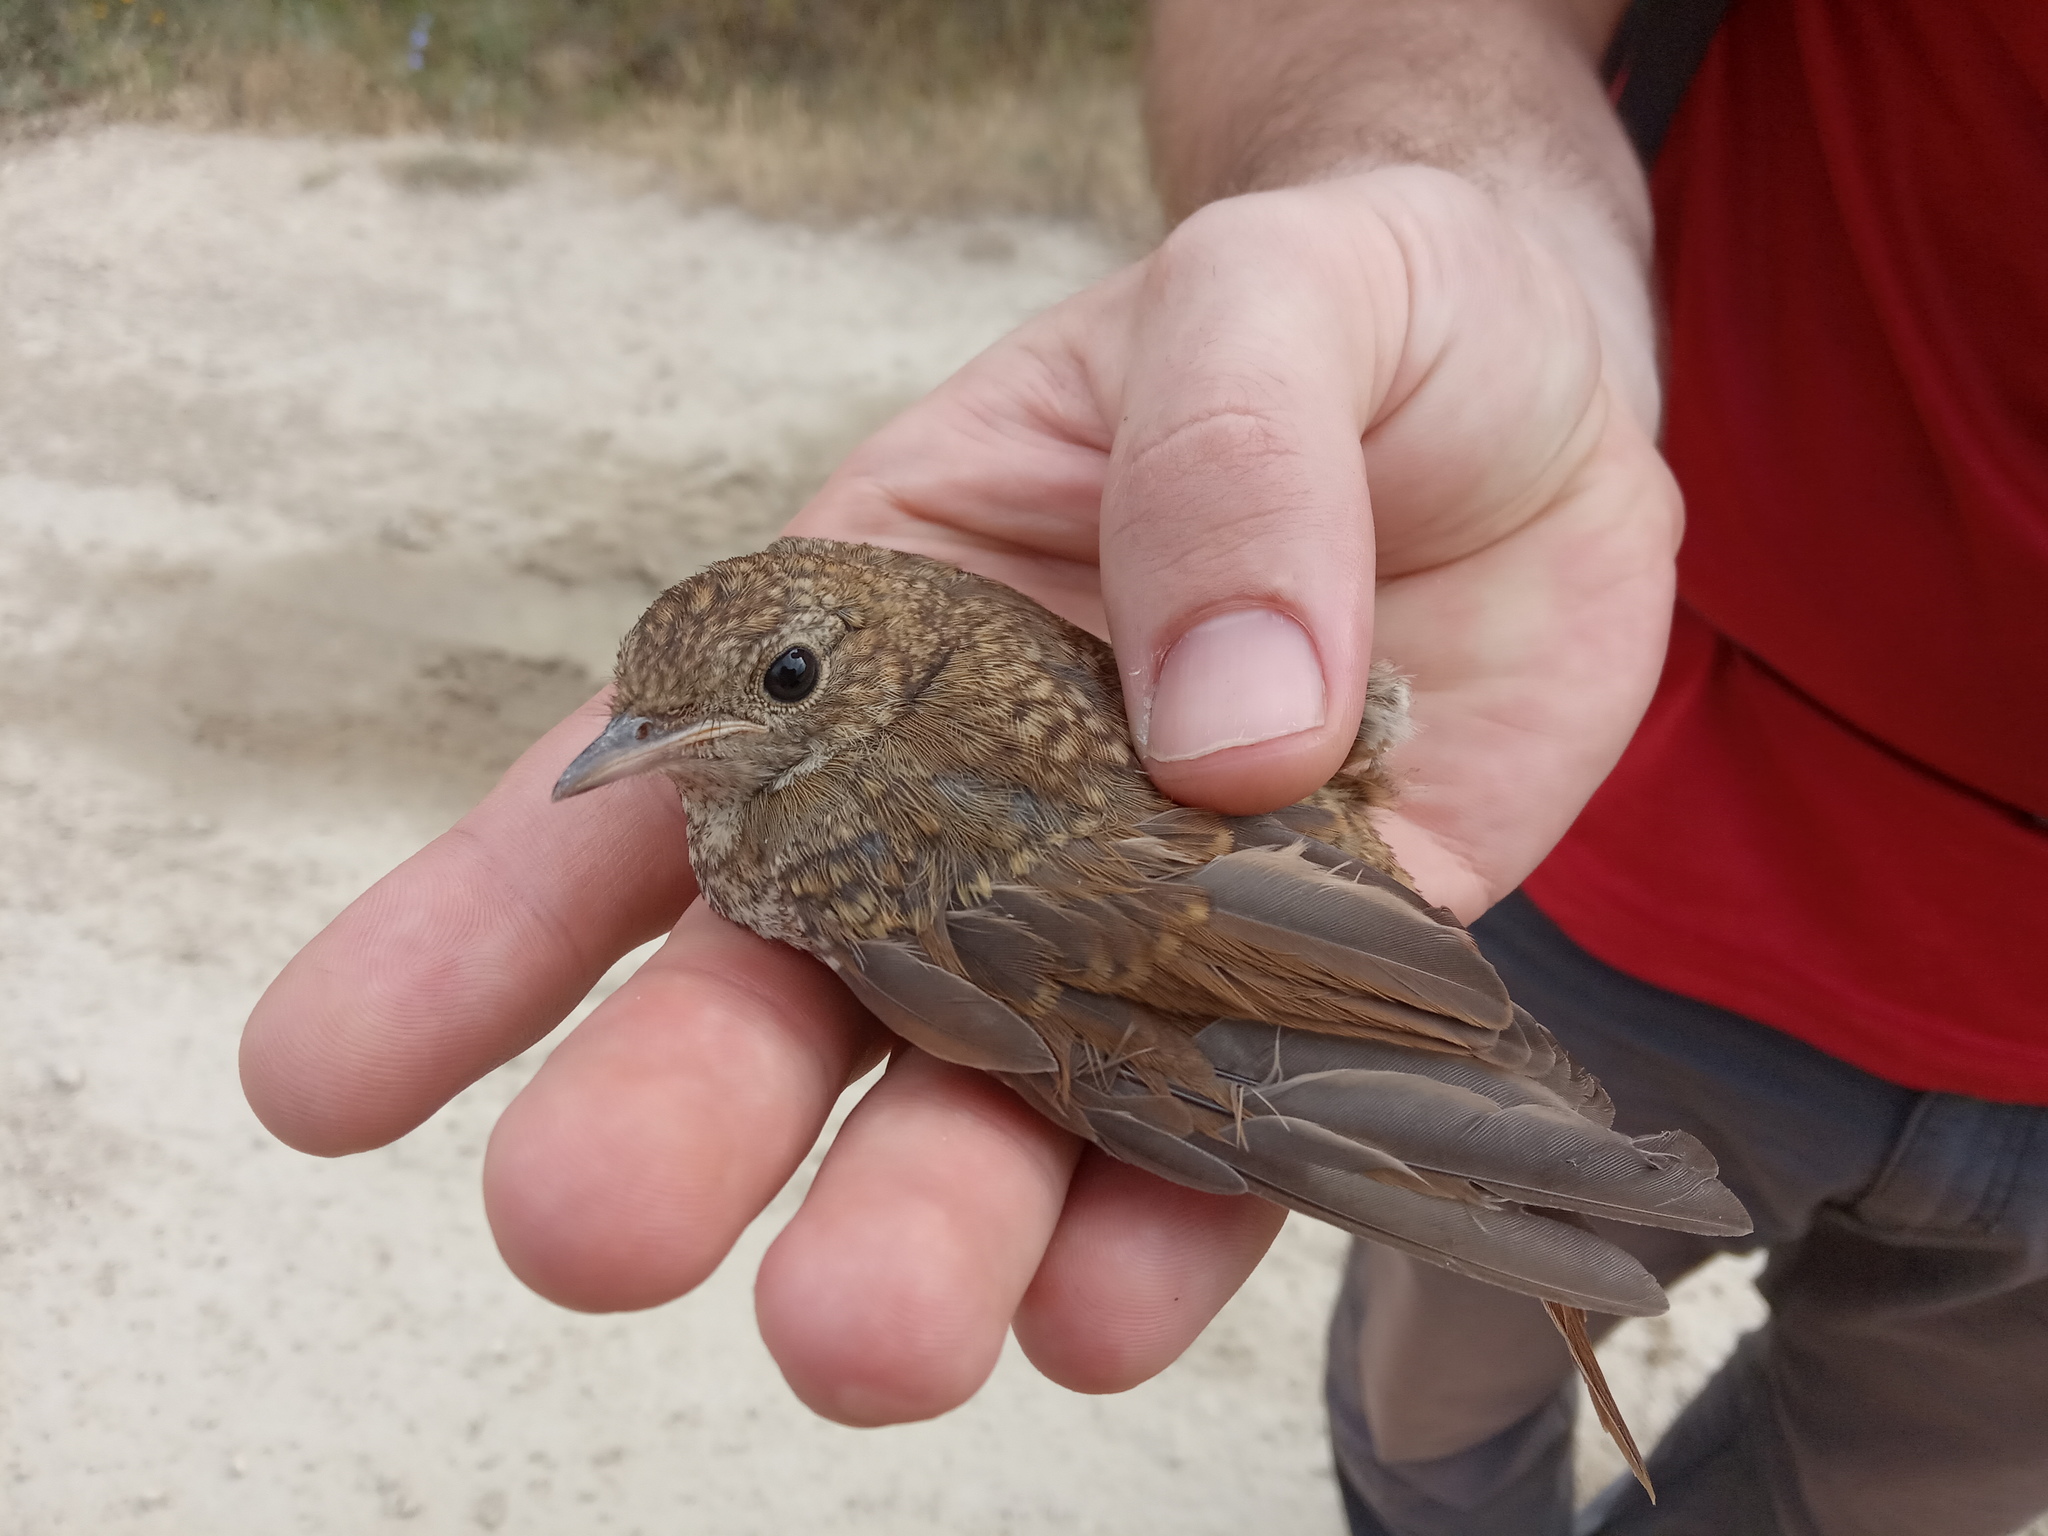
[551,714,767,801]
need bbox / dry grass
[0,0,1159,239]
[603,81,1153,234]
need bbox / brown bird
[554,537,1750,1493]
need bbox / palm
[242,169,1676,1426]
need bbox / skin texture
[241,0,1674,1426]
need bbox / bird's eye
[762,645,820,703]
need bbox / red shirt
[1525,0,2048,1102]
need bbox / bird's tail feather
[1546,1301,1655,1502]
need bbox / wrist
[1145,0,1660,430]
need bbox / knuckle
[1120,402,1298,489]
[1147,189,1321,295]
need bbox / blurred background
[0,5,1768,1533]
[0,0,1155,234]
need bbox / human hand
[241,167,1678,1425]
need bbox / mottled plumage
[555,537,1752,1493]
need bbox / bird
[553,536,1751,1493]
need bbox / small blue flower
[406,14,433,72]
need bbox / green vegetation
[0,0,1155,231]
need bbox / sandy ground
[1,125,1775,1536]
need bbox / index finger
[239,694,700,1155]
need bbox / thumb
[1095,193,1401,814]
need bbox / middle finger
[482,901,884,1312]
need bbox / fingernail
[1142,609,1326,762]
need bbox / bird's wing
[829,937,1057,1075]
[832,809,1751,1317]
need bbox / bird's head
[552,537,1030,807]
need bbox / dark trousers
[1328,893,2048,1536]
